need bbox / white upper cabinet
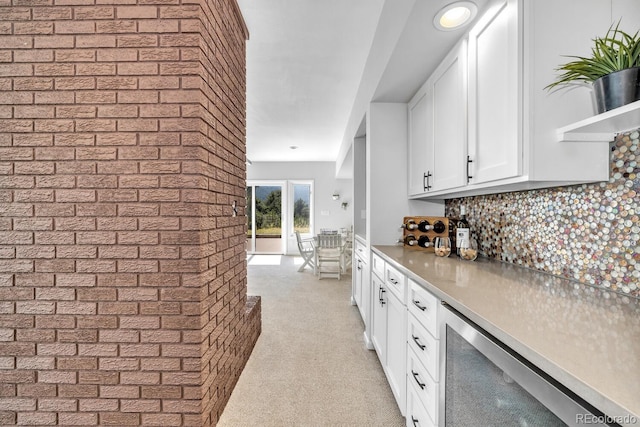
[408,90,432,195]
[467,0,520,184]
[409,0,615,200]
[408,40,467,197]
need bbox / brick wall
[0,0,260,424]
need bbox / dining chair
[315,233,342,279]
[295,231,316,273]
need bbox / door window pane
[293,183,311,234]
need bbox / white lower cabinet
[370,251,441,423]
[406,378,435,427]
[386,289,407,413]
[407,347,438,425]
[370,256,407,415]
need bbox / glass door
[246,182,284,254]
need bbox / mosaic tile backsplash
[446,128,640,300]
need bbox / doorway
[246,182,285,254]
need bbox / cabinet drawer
[408,312,439,381]
[408,279,439,338]
[371,252,385,280]
[385,264,406,303]
[407,347,438,424]
[406,379,436,427]
[354,239,368,263]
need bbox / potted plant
[546,22,640,114]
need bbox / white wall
[247,161,353,254]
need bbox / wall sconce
[341,202,348,210]
[332,192,340,201]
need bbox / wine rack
[401,216,452,252]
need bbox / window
[290,181,313,236]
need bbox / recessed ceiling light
[434,1,477,31]
[289,146,298,150]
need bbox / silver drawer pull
[412,335,426,351]
[411,370,425,390]
[411,416,420,426]
[413,300,427,311]
[389,277,398,284]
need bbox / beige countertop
[373,245,640,426]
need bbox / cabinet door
[431,39,467,191]
[386,290,407,415]
[371,274,387,365]
[407,86,434,196]
[354,257,363,308]
[468,0,520,184]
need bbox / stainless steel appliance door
[439,304,608,427]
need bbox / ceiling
[237,0,489,164]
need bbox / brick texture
[0,0,259,424]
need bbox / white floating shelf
[557,99,640,143]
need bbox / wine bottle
[417,235,432,248]
[433,220,446,234]
[455,205,470,256]
[401,219,418,231]
[418,220,432,232]
[404,234,418,246]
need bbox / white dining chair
[315,233,342,279]
[295,231,316,273]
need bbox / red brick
[38,370,76,384]
[57,302,97,315]
[141,413,182,426]
[98,329,138,342]
[76,315,117,329]
[58,385,98,398]
[58,330,97,343]
[37,343,76,356]
[16,384,56,398]
[76,288,116,301]
[117,6,157,18]
[58,413,97,425]
[54,134,96,146]
[98,385,139,399]
[76,92,117,104]
[117,90,158,103]
[55,21,95,34]
[96,48,137,62]
[56,274,96,287]
[140,329,179,342]
[0,412,15,425]
[74,6,114,19]
[56,49,96,62]
[16,301,55,314]
[36,288,74,301]
[120,372,160,386]
[17,412,57,425]
[100,413,140,426]
[32,7,72,20]
[117,231,158,245]
[138,48,180,61]
[77,344,117,357]
[96,20,137,33]
[79,398,118,411]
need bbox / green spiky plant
[545,22,640,90]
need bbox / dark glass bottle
[417,235,432,248]
[418,220,432,232]
[433,220,446,234]
[455,205,470,256]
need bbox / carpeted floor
[217,255,405,427]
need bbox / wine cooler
[401,216,452,252]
